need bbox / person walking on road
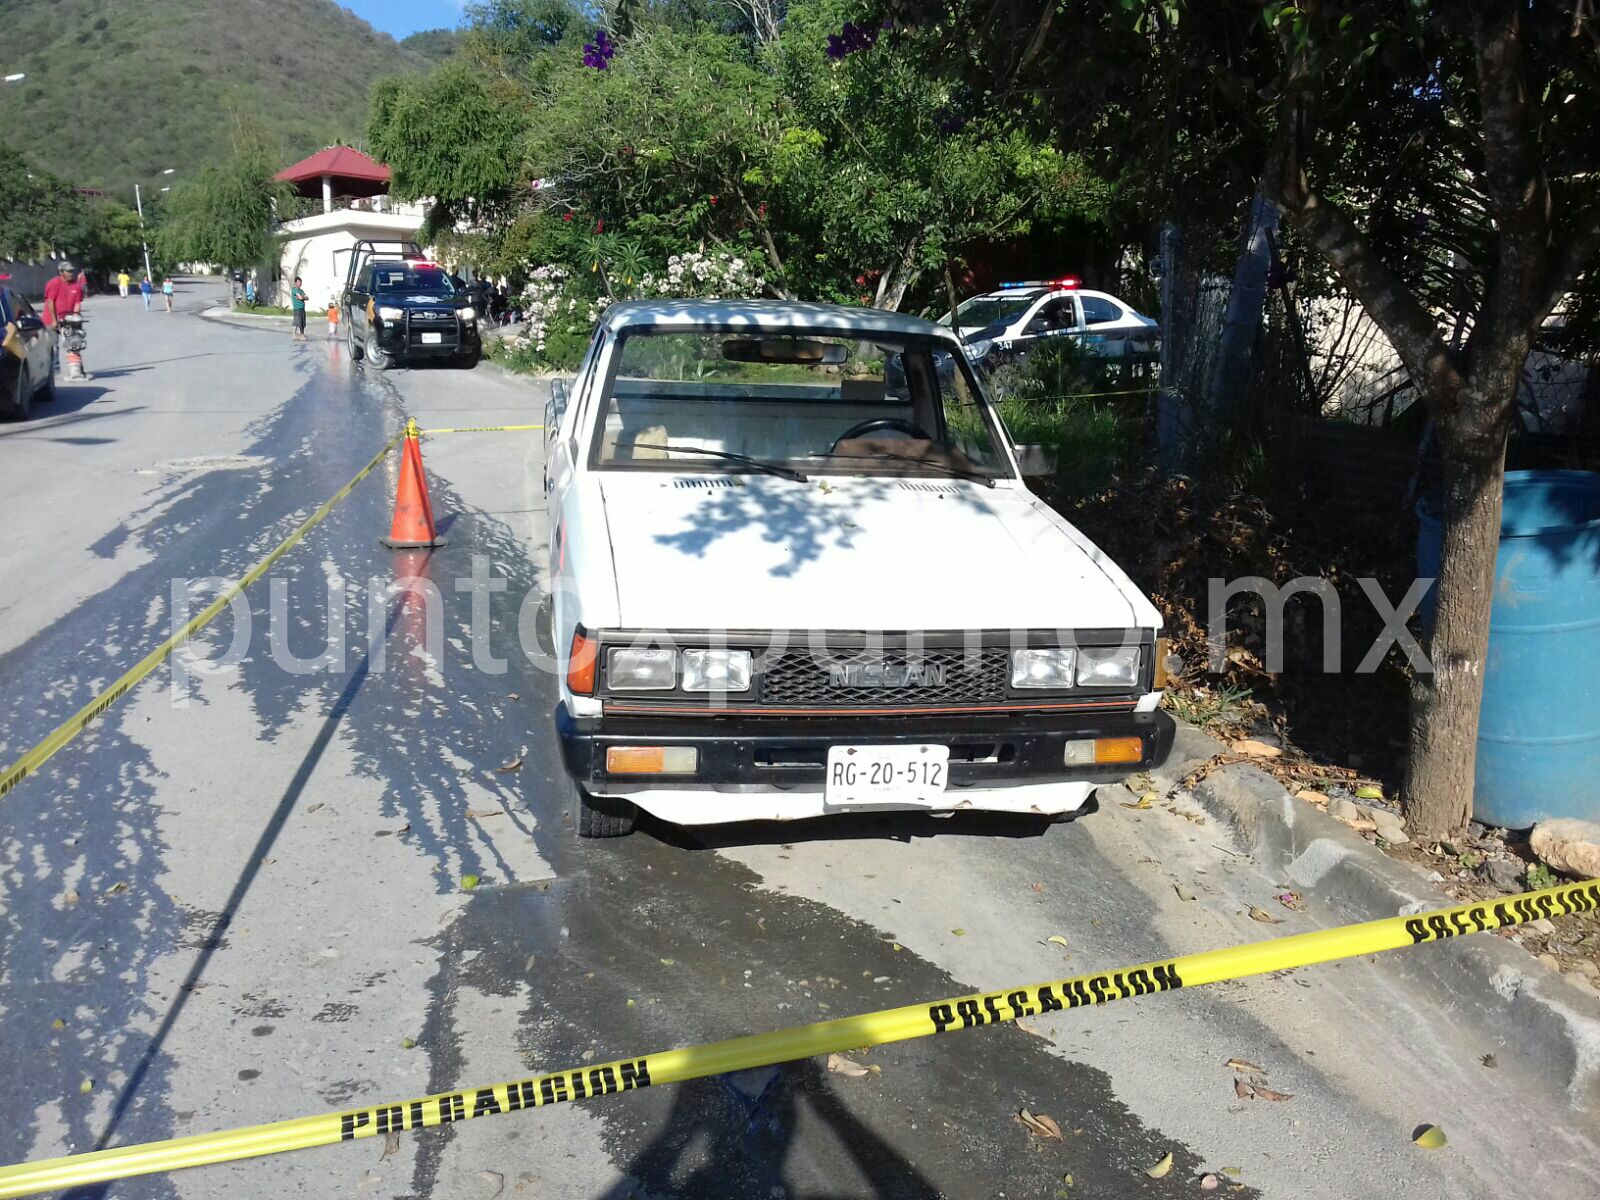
[290,277,309,342]
[162,277,174,312]
[326,296,340,340]
[139,275,153,310]
[117,270,130,298]
[43,261,86,374]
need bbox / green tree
[368,59,531,238]
[157,119,293,272]
[79,199,148,275]
[0,143,86,262]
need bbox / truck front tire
[577,788,638,839]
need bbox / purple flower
[825,20,884,59]
[583,28,615,70]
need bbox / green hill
[0,0,438,198]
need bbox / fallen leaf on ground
[400,1037,417,1049]
[1143,1152,1173,1178]
[1224,1058,1265,1073]
[79,1078,93,1094]
[1295,790,1329,806]
[62,890,79,906]
[951,928,966,936]
[1031,882,1045,893]
[1046,935,1069,949]
[482,1170,506,1197]
[1175,884,1196,902]
[466,808,502,820]
[1413,1124,1447,1149]
[1122,793,1155,810]
[1355,785,1384,800]
[1234,1078,1253,1100]
[379,1130,402,1161]
[1017,1108,1063,1140]
[1230,739,1282,758]
[461,874,481,891]
[1221,1167,1242,1178]
[1252,1084,1294,1101]
[507,693,520,700]
[1201,1175,1220,1191]
[827,1054,870,1078]
[105,882,128,895]
[305,802,324,813]
[497,756,524,773]
[659,958,675,966]
[1247,906,1283,924]
[1015,1019,1053,1042]
[1061,1173,1073,1188]
[1275,891,1304,911]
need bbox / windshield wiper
[629,443,809,482]
[809,449,998,488]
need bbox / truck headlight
[377,305,404,320]
[681,649,752,692]
[459,306,476,322]
[1077,646,1140,688]
[1011,648,1077,688]
[607,648,675,690]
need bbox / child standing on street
[117,270,130,298]
[327,297,340,340]
[161,277,174,312]
[290,277,309,341]
[139,276,153,310]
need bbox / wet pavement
[1,280,1596,1200]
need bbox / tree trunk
[1404,399,1510,839]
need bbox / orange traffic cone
[381,418,448,549]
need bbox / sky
[341,0,464,40]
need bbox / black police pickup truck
[344,258,481,371]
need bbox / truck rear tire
[577,788,638,839]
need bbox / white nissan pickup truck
[543,300,1174,837]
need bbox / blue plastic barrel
[1416,470,1600,828]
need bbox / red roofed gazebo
[276,146,392,213]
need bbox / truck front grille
[758,648,1010,708]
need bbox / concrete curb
[197,305,293,331]
[1160,722,1600,1110]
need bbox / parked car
[0,287,57,420]
[343,257,481,371]
[938,279,1159,366]
[543,299,1175,837]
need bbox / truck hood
[597,474,1144,632]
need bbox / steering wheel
[831,418,932,451]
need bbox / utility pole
[133,183,154,281]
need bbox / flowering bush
[636,250,765,300]
[500,265,604,370]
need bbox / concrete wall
[277,209,424,313]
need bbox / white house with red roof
[273,146,427,310]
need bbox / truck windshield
[593,330,1012,481]
[371,264,455,294]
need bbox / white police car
[938,278,1159,365]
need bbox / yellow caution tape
[0,429,407,801]
[1,878,1592,1198]
[417,423,544,435]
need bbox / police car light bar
[998,277,1080,290]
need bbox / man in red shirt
[43,261,84,374]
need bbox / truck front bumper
[555,705,1175,825]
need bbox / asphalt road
[0,279,1594,1200]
